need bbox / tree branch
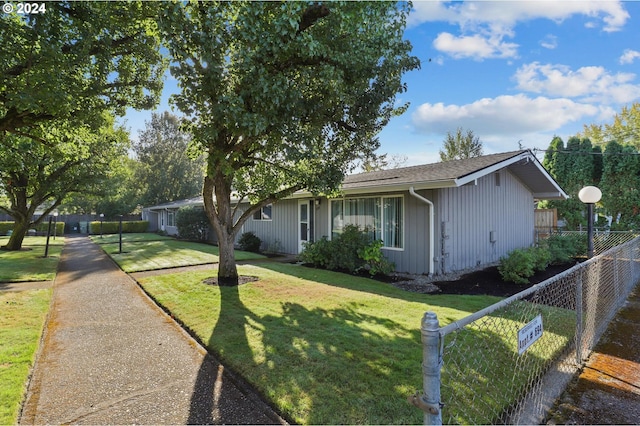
[297,3,330,35]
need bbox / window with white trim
[167,210,176,227]
[253,204,273,221]
[330,196,403,249]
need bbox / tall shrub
[176,206,209,241]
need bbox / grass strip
[0,289,52,424]
[89,233,173,244]
[138,262,500,424]
[0,237,63,282]
[102,238,265,272]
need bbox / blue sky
[121,1,640,166]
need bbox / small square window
[253,204,273,221]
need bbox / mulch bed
[202,275,259,286]
[417,263,578,297]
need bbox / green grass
[0,289,52,425]
[89,232,173,244]
[99,236,266,272]
[440,300,576,424]
[0,237,64,282]
[138,262,502,424]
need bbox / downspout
[409,187,435,276]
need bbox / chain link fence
[413,236,640,425]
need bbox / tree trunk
[217,229,239,286]
[203,173,239,286]
[3,218,29,250]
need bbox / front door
[298,200,314,252]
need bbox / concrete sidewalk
[547,284,640,424]
[20,236,285,425]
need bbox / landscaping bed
[391,262,578,297]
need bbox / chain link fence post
[575,271,583,365]
[420,311,442,425]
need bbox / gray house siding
[435,169,534,274]
[239,199,300,254]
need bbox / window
[253,204,272,221]
[167,210,176,227]
[331,196,403,249]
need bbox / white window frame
[329,195,404,251]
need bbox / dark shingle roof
[343,150,526,190]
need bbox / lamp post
[53,212,58,240]
[578,186,602,258]
[99,213,104,238]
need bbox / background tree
[162,1,420,284]
[439,127,483,161]
[579,102,640,149]
[59,155,142,219]
[0,117,129,250]
[540,136,600,228]
[599,141,640,228]
[134,112,205,206]
[359,152,409,172]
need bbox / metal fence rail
[414,236,640,425]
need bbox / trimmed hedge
[88,221,149,234]
[0,221,65,236]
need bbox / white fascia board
[454,153,527,187]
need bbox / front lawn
[0,237,64,282]
[138,262,502,424]
[97,235,265,272]
[0,289,52,424]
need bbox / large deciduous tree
[0,118,130,250]
[439,127,484,161]
[134,112,205,206]
[161,1,419,285]
[0,1,165,137]
[0,1,166,248]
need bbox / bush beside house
[299,224,395,276]
[499,234,586,284]
[176,206,209,242]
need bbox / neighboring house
[143,150,567,275]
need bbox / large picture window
[331,196,403,249]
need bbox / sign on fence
[518,314,543,355]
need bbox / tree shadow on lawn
[252,262,502,316]
[187,282,428,425]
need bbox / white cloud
[409,0,629,32]
[514,62,640,104]
[433,32,518,60]
[540,34,558,50]
[409,1,629,60]
[411,94,606,138]
[620,49,640,65]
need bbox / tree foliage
[359,152,408,172]
[541,136,600,228]
[580,102,640,149]
[0,1,166,249]
[161,1,420,284]
[439,127,484,161]
[0,117,130,249]
[134,112,205,206]
[599,141,640,227]
[541,134,640,228]
[0,1,166,137]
